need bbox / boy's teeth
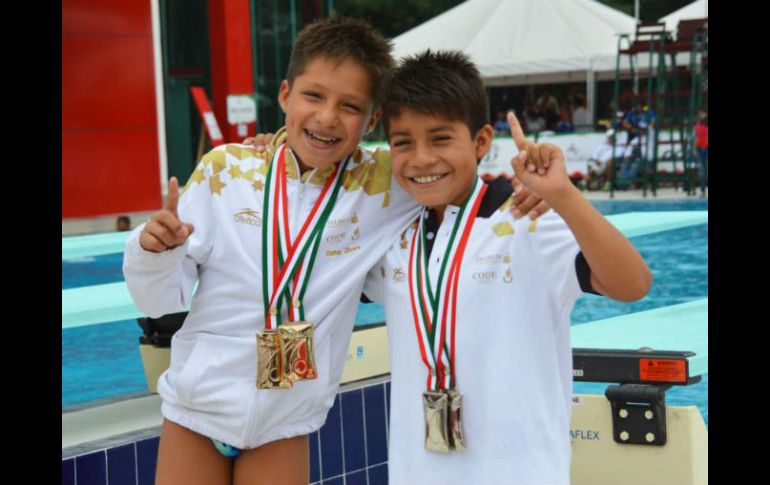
[307,130,337,144]
[414,175,442,184]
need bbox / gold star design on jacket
[252,179,264,191]
[210,174,226,195]
[228,164,244,180]
[189,169,205,185]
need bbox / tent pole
[587,66,596,130]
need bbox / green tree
[333,0,465,37]
[594,0,696,22]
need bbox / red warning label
[639,359,687,383]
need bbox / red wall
[63,0,161,218]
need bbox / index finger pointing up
[507,111,528,150]
[165,177,180,217]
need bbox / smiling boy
[362,50,651,485]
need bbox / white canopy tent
[391,0,639,126]
[660,0,708,33]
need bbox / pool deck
[61,188,707,236]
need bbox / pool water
[63,198,708,423]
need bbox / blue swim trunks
[211,438,242,458]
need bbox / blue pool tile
[62,459,75,485]
[347,469,367,485]
[368,463,389,485]
[76,451,106,485]
[322,478,343,485]
[341,389,366,473]
[136,437,159,485]
[385,381,391,429]
[320,395,343,479]
[107,443,136,485]
[364,384,388,466]
[309,431,321,483]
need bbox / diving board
[606,211,708,239]
[571,298,708,377]
[62,232,130,260]
[62,282,146,329]
[61,211,707,261]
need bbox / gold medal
[279,322,318,382]
[447,389,466,450]
[256,331,292,389]
[423,391,451,452]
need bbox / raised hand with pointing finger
[507,111,573,203]
[139,177,195,252]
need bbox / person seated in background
[618,135,642,189]
[572,94,589,132]
[493,110,511,135]
[116,215,131,232]
[555,106,574,133]
[543,97,560,131]
[536,89,559,113]
[585,129,624,191]
[523,101,546,134]
[623,103,655,143]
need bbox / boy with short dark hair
[364,50,651,485]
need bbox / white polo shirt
[123,135,419,449]
[364,179,592,485]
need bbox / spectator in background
[694,108,708,197]
[536,90,559,113]
[523,101,546,134]
[544,97,560,131]
[116,215,131,232]
[612,109,626,131]
[623,103,655,143]
[555,106,574,133]
[493,110,511,135]
[585,129,625,191]
[572,94,589,132]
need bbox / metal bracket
[605,384,669,446]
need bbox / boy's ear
[278,80,291,114]
[364,108,382,135]
[474,124,495,159]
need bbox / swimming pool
[62,198,708,423]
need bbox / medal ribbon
[407,177,487,391]
[261,144,349,329]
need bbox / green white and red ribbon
[261,144,349,329]
[407,177,487,391]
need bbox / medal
[256,330,292,389]
[408,177,486,451]
[257,144,349,388]
[423,391,451,452]
[280,321,318,381]
[447,389,465,450]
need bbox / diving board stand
[569,299,708,485]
